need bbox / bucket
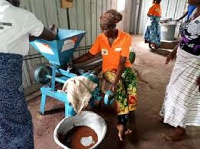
[161,20,177,41]
[54,111,107,149]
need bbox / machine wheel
[33,64,52,84]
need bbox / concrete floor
[28,35,200,149]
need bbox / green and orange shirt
[89,30,132,72]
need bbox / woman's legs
[103,71,130,141]
[122,68,138,140]
[117,114,132,141]
[104,68,138,141]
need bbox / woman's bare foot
[117,124,124,141]
[117,124,132,141]
[163,127,186,141]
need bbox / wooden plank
[138,0,153,34]
[102,0,107,12]
[174,0,187,20]
[76,0,86,49]
[107,0,112,10]
[134,0,141,34]
[129,0,136,33]
[161,0,170,18]
[19,0,25,8]
[111,0,117,9]
[166,0,178,18]
[91,0,97,43]
[84,0,92,46]
[96,0,103,34]
[68,0,78,29]
[23,61,31,87]
[123,0,132,32]
[56,0,69,29]
[116,0,125,30]
[138,0,146,34]
[43,0,59,27]
[68,0,79,57]
[20,0,32,11]
[29,0,48,26]
[76,0,85,31]
[22,68,28,88]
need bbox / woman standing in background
[144,0,162,50]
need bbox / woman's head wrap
[100,9,122,29]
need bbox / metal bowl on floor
[54,111,107,149]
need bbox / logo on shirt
[115,48,122,52]
[101,49,108,55]
[0,22,12,30]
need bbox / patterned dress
[144,15,161,46]
[0,53,34,148]
[160,15,200,128]
[103,68,138,115]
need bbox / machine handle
[104,90,115,105]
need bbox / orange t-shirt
[147,4,161,17]
[89,30,132,73]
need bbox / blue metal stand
[40,86,75,117]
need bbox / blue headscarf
[187,5,196,20]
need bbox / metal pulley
[33,64,52,84]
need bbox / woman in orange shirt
[144,0,162,49]
[73,9,138,141]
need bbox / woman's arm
[29,25,58,41]
[72,36,100,64]
[165,40,181,64]
[175,11,188,22]
[110,56,126,93]
[72,52,94,64]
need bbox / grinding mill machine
[30,29,86,117]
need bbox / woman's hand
[110,82,117,94]
[197,76,200,92]
[49,24,58,36]
[165,51,176,64]
[165,41,181,64]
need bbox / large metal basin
[54,111,107,149]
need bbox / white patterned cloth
[62,76,97,114]
[160,47,200,128]
[179,15,200,55]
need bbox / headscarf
[101,9,122,29]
